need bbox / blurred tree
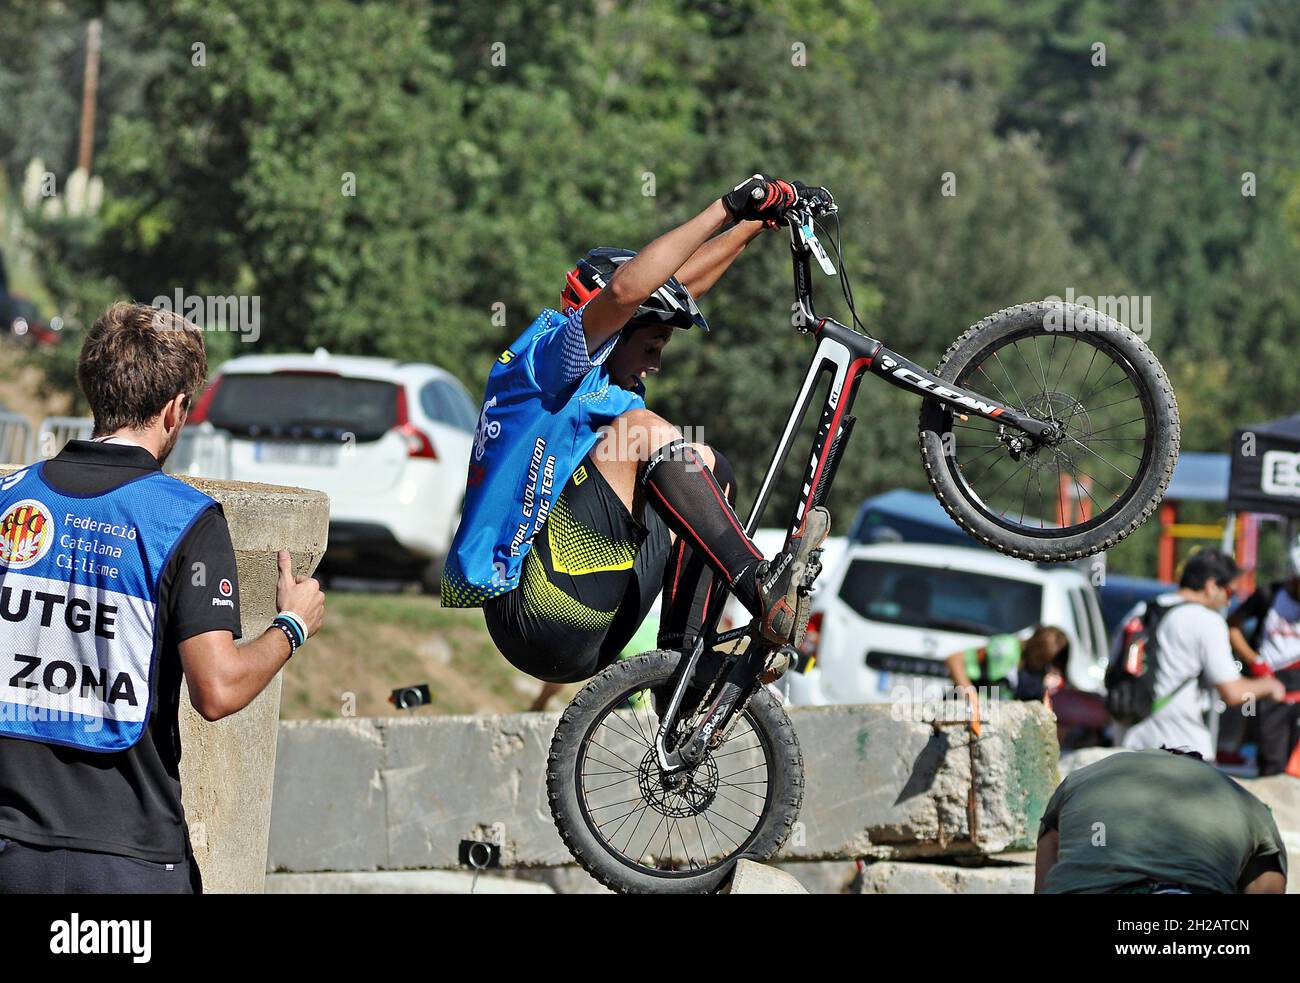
[8,0,1297,580]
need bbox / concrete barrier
[854,859,1034,894]
[177,477,329,893]
[266,870,554,894]
[725,860,808,894]
[268,701,1059,873]
[1,465,329,894]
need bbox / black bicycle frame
[654,213,1056,772]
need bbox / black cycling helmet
[560,246,709,332]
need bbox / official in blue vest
[0,302,325,894]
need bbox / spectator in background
[1035,747,1287,894]
[946,625,1069,704]
[1116,549,1283,761]
[1228,535,1300,775]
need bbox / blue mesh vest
[0,463,216,752]
[441,309,644,607]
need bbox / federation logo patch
[0,499,55,569]
[219,578,233,597]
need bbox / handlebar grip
[793,182,836,217]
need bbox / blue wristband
[273,614,306,648]
[270,620,298,657]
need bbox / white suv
[785,542,1109,706]
[185,350,475,590]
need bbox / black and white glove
[792,181,835,216]
[722,174,799,227]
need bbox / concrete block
[503,866,614,894]
[854,860,1034,894]
[269,700,1059,873]
[268,719,388,873]
[785,701,1059,860]
[175,478,329,894]
[774,861,860,894]
[380,713,568,869]
[267,870,554,894]
[725,859,808,894]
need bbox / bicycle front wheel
[919,301,1179,561]
[546,650,804,894]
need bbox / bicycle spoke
[992,348,1029,412]
[575,677,773,878]
[947,331,1153,536]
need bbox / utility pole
[77,18,102,173]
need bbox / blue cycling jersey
[441,307,643,607]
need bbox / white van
[785,542,1109,706]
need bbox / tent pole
[1221,511,1236,554]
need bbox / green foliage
[5,0,1299,578]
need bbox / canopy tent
[1167,451,1231,502]
[1229,413,1300,518]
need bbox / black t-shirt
[0,441,241,862]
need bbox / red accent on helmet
[561,267,601,315]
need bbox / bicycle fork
[655,637,769,773]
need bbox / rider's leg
[656,449,737,652]
[591,407,829,645]
[484,451,652,684]
[591,409,766,610]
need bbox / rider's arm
[580,200,730,353]
[673,220,766,300]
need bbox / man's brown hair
[77,302,208,435]
[1022,625,1070,672]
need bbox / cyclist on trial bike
[441,175,831,689]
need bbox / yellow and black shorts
[484,455,671,683]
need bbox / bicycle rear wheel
[919,301,1179,561]
[546,649,804,894]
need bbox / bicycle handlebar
[793,184,837,219]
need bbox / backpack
[1104,599,1190,726]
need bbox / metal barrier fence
[0,413,231,478]
[34,415,93,459]
[0,411,32,464]
[167,422,233,479]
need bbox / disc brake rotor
[637,746,719,819]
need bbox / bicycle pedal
[791,591,814,648]
[798,556,823,592]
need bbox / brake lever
[800,214,837,276]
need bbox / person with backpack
[1227,535,1300,776]
[1107,549,1283,760]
